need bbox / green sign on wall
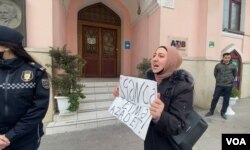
[209,41,214,48]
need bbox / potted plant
[136,58,151,78]
[230,87,240,98]
[47,46,86,114]
[218,87,240,115]
[225,87,240,115]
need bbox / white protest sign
[109,75,157,140]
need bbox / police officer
[0,25,50,150]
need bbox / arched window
[78,3,121,26]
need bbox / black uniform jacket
[0,58,50,146]
[145,69,194,150]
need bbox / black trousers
[209,85,233,115]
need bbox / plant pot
[225,97,238,115]
[55,96,70,115]
[218,96,238,115]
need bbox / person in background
[0,25,50,150]
[113,46,194,150]
[205,52,237,120]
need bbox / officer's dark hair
[223,52,231,57]
[0,41,38,64]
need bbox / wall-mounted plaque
[0,0,26,46]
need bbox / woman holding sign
[114,45,194,150]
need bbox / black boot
[221,114,227,120]
[205,111,213,117]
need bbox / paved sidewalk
[39,98,250,150]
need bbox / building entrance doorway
[77,3,121,77]
[81,25,117,77]
[230,50,242,89]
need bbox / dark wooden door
[101,28,117,77]
[82,25,99,77]
[82,25,117,77]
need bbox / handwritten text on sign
[109,75,157,140]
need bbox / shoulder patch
[41,78,50,89]
[29,62,46,71]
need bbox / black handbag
[166,78,208,149]
[170,110,208,150]
[163,70,208,150]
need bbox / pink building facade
[17,0,250,122]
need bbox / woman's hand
[113,86,119,97]
[0,135,10,149]
[150,93,164,123]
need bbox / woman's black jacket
[144,69,194,150]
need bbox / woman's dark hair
[0,41,39,64]
[157,46,168,51]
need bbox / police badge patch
[21,70,34,82]
[42,78,50,89]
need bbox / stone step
[46,116,119,135]
[82,86,115,95]
[80,93,114,102]
[46,109,119,135]
[82,81,118,88]
[46,79,119,135]
[53,109,113,121]
[78,100,113,111]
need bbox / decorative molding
[222,31,244,39]
[78,3,121,26]
[25,48,50,53]
[145,0,159,15]
[131,0,160,26]
[136,0,160,16]
[221,44,243,58]
[131,0,177,26]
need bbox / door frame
[230,50,242,90]
[78,20,121,77]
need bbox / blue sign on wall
[125,41,131,49]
